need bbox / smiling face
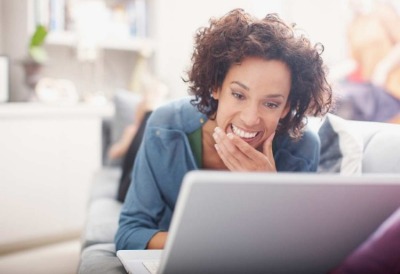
[212,57,291,150]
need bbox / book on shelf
[33,0,66,32]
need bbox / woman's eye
[265,102,279,109]
[232,92,244,100]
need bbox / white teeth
[231,124,258,139]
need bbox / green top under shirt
[188,127,202,168]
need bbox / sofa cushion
[81,198,122,250]
[362,129,400,173]
[318,114,363,174]
[89,167,121,202]
[78,243,124,274]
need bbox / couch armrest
[78,243,124,274]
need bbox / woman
[115,8,332,250]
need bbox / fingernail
[227,133,234,139]
[213,132,218,140]
[214,127,221,133]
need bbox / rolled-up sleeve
[114,132,167,250]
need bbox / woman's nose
[240,104,260,126]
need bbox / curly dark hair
[186,8,332,139]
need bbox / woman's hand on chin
[213,127,276,172]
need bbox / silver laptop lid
[158,171,400,274]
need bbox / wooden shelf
[0,102,114,119]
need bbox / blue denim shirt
[115,96,320,250]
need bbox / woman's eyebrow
[264,94,285,99]
[231,81,286,99]
[231,81,249,90]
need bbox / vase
[22,60,44,101]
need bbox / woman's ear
[212,88,220,100]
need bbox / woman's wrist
[146,231,168,249]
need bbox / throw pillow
[362,129,400,173]
[318,114,363,174]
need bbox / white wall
[152,0,350,99]
[284,0,350,67]
[0,1,3,54]
[0,0,352,101]
[151,0,282,98]
[1,0,31,101]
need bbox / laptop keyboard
[143,260,160,274]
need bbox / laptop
[117,171,400,274]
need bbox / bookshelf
[34,0,153,52]
[2,0,160,102]
[0,0,155,102]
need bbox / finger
[213,128,245,170]
[214,128,240,156]
[262,131,275,157]
[214,127,259,162]
[262,132,276,170]
[228,133,276,171]
[226,131,277,171]
[216,132,269,171]
[227,133,260,160]
[213,127,276,171]
[214,143,241,171]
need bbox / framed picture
[0,55,9,102]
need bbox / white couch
[77,109,400,274]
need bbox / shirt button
[200,118,204,124]
[156,130,160,136]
